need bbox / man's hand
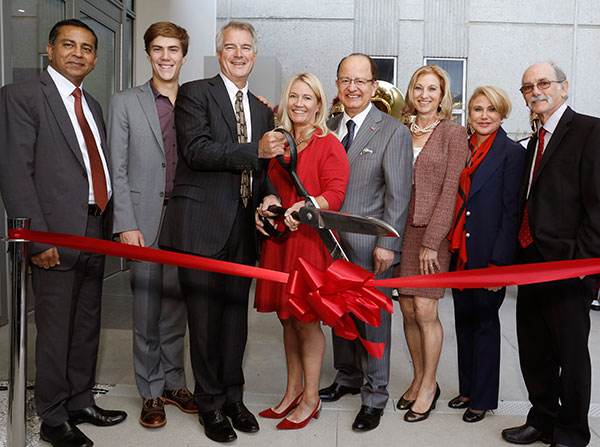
[31,247,60,269]
[256,195,281,236]
[373,247,394,275]
[258,131,285,159]
[119,230,146,247]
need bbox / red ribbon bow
[286,258,393,359]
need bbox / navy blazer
[462,127,525,269]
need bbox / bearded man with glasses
[501,62,600,447]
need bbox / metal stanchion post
[6,217,30,447]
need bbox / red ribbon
[286,258,392,358]
[8,229,600,359]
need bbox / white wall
[134,0,216,85]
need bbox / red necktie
[518,127,547,248]
[72,87,108,211]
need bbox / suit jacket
[159,74,276,257]
[327,107,412,270]
[0,70,110,269]
[519,106,600,261]
[462,127,525,269]
[108,80,167,247]
[412,120,468,251]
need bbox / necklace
[295,137,304,146]
[411,119,440,135]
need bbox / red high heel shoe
[276,400,321,430]
[258,393,303,419]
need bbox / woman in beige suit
[395,65,468,422]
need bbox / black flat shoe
[352,405,383,432]
[396,394,415,410]
[404,383,440,423]
[199,409,237,443]
[318,382,361,402]
[223,401,259,433]
[68,405,127,427]
[448,395,469,409]
[502,423,553,444]
[462,408,486,423]
[40,421,93,447]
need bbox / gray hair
[215,20,258,54]
[549,61,569,100]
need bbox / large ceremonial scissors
[260,129,398,261]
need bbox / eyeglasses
[519,80,563,94]
[337,78,374,87]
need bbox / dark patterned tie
[235,90,251,207]
[341,119,356,152]
[72,87,108,211]
[518,127,547,248]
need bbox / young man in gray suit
[108,22,196,429]
[319,53,413,431]
[0,19,126,447]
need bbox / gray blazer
[108,81,167,247]
[0,70,109,269]
[327,106,412,270]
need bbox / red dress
[254,131,349,320]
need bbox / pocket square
[360,148,374,155]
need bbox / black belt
[163,197,169,206]
[88,204,104,216]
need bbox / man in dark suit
[159,20,285,443]
[0,19,126,447]
[502,62,600,447]
[108,22,196,428]
[318,54,412,431]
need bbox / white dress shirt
[526,103,568,197]
[220,72,252,142]
[336,103,373,142]
[47,65,112,203]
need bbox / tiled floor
[1,266,600,446]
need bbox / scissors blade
[298,208,399,237]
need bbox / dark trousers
[31,214,105,426]
[178,202,254,412]
[516,243,593,447]
[452,286,505,410]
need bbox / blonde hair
[403,65,453,121]
[276,73,329,138]
[468,86,512,119]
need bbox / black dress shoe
[40,421,93,447]
[448,395,469,409]
[549,444,568,447]
[352,405,383,432]
[462,408,486,423]
[404,383,440,423]
[223,401,259,433]
[199,409,237,443]
[502,424,553,444]
[318,382,361,402]
[68,405,127,427]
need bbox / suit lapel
[137,81,165,152]
[469,128,507,199]
[347,107,381,165]
[248,93,263,142]
[208,75,236,140]
[40,71,85,168]
[533,106,574,184]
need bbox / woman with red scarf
[447,86,525,423]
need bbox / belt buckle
[88,204,103,216]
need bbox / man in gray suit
[108,22,196,429]
[0,19,126,447]
[319,53,412,431]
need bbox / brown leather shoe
[163,388,198,414]
[140,397,166,429]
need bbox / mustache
[528,94,552,108]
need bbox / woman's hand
[419,246,440,275]
[283,200,304,231]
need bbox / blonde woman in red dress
[254,73,349,429]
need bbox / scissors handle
[273,128,310,198]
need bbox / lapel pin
[370,126,375,131]
[361,148,374,155]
